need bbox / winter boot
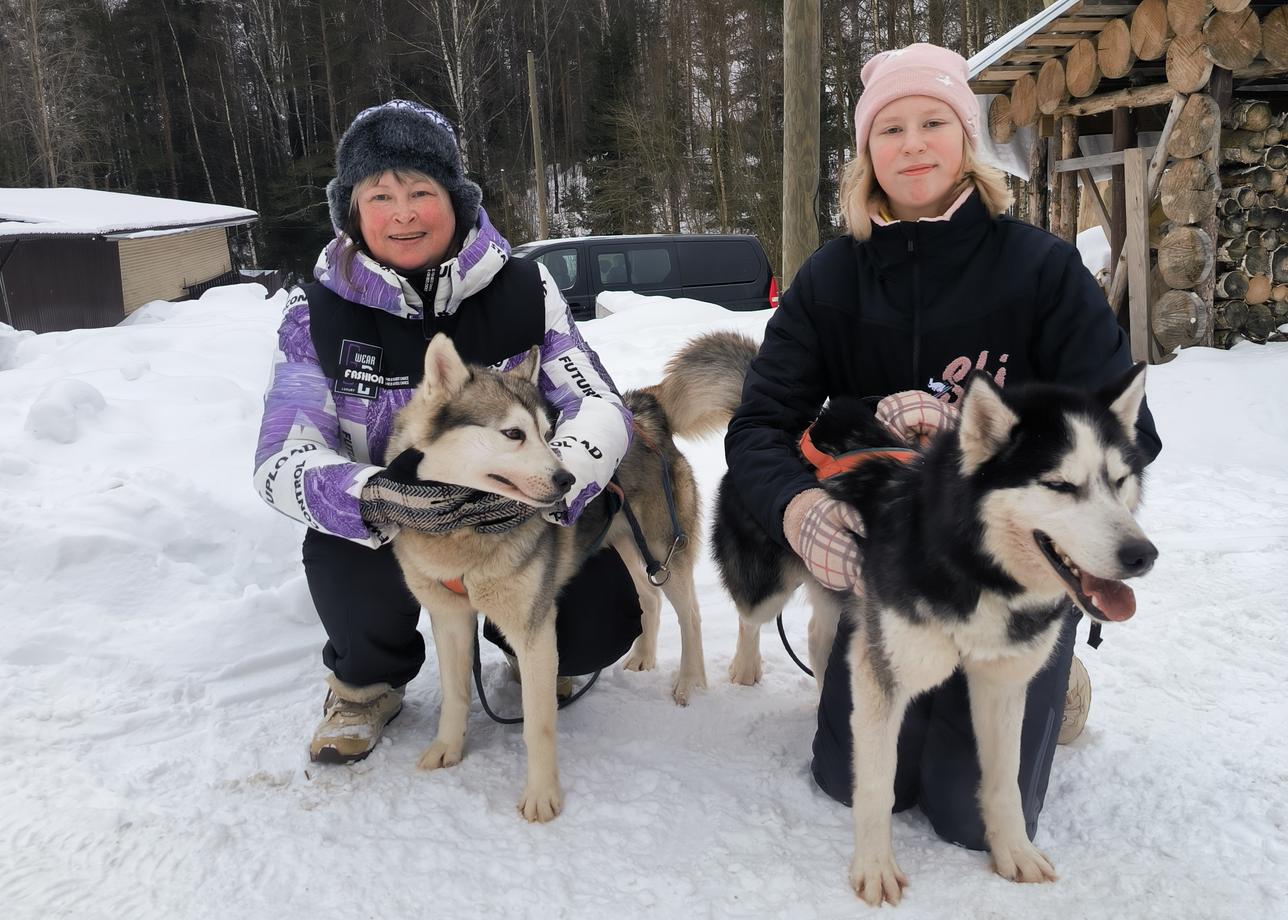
[309,674,405,764]
[504,651,575,700]
[1058,655,1091,744]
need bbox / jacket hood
[314,206,511,318]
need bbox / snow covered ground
[1,284,1285,919]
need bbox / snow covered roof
[0,188,257,240]
[968,1,1142,95]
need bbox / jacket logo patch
[931,350,1008,404]
[335,339,385,400]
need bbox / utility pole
[527,50,549,240]
[782,0,820,288]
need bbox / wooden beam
[1055,146,1158,172]
[1046,18,1128,32]
[1055,82,1174,116]
[1109,93,1189,311]
[980,66,1041,81]
[1030,36,1095,47]
[1111,106,1134,297]
[1080,168,1114,238]
[1124,147,1152,363]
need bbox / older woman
[254,101,635,764]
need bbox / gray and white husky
[385,333,733,822]
[712,353,1157,903]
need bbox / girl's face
[868,96,967,221]
[355,171,457,271]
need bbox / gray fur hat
[325,100,482,233]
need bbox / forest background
[0,0,1050,276]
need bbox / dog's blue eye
[502,428,525,442]
[1043,481,1078,494]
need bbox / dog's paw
[849,850,908,907]
[517,781,563,823]
[622,649,656,671]
[990,838,1057,884]
[728,652,763,686]
[416,738,464,771]
[672,669,707,706]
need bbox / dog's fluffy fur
[709,353,1157,903]
[385,333,752,821]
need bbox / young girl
[725,43,1161,851]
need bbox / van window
[595,246,676,288]
[535,248,577,291]
[677,240,758,286]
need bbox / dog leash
[615,423,687,587]
[775,422,921,678]
[472,625,601,725]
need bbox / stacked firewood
[1213,99,1288,346]
[1152,93,1221,355]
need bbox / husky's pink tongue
[1079,572,1136,621]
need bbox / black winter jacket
[725,191,1162,547]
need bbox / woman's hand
[875,390,959,447]
[783,488,865,592]
[360,448,537,535]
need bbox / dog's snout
[552,469,575,495]
[1118,538,1158,576]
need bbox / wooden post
[1125,147,1154,362]
[1111,107,1134,277]
[1029,122,1049,230]
[782,0,820,288]
[1059,115,1079,242]
[527,50,548,240]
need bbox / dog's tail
[648,330,759,439]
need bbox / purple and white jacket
[253,208,632,547]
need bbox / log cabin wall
[973,0,1287,361]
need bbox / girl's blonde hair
[839,139,1014,241]
[337,168,456,281]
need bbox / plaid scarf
[361,475,541,536]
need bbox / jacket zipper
[909,232,921,390]
[420,268,441,340]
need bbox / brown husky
[385,331,749,821]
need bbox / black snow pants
[303,528,643,689]
[810,608,1079,850]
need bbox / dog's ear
[1099,362,1147,443]
[507,345,542,385]
[422,333,471,397]
[957,371,1018,474]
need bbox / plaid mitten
[875,390,960,447]
[783,488,864,592]
[360,448,538,538]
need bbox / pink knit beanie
[853,43,980,157]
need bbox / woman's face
[868,96,966,221]
[355,171,457,271]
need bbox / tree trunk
[1166,31,1211,94]
[1131,0,1171,61]
[162,0,215,201]
[1098,17,1135,79]
[1158,225,1215,288]
[1169,93,1221,159]
[1066,38,1101,98]
[1160,156,1218,224]
[1203,9,1261,70]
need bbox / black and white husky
[710,348,1157,903]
